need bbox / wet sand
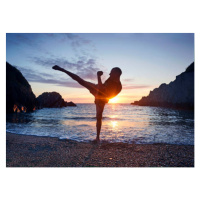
[6,132,194,167]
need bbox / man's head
[109,67,122,79]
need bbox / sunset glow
[6,33,194,103]
[109,96,120,104]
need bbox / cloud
[64,33,91,46]
[123,84,152,89]
[7,33,41,47]
[15,65,85,88]
[16,56,102,88]
[15,34,38,47]
[31,56,102,80]
[122,78,135,82]
[45,33,92,50]
[119,95,141,98]
[16,64,149,91]
[7,33,93,55]
[7,33,49,54]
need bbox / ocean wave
[63,116,122,120]
[6,104,194,145]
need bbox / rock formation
[6,62,77,112]
[37,92,76,108]
[132,62,194,110]
[6,62,37,113]
[65,101,77,107]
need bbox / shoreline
[6,132,194,167]
[6,131,194,146]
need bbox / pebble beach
[6,132,194,167]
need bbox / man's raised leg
[52,65,97,93]
[53,65,86,86]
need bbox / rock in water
[132,62,194,110]
[37,92,76,108]
[37,92,64,108]
[65,101,77,107]
[6,62,37,113]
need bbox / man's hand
[97,71,103,76]
[52,65,62,71]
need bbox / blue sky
[6,33,194,103]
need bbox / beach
[6,132,194,167]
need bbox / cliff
[6,62,77,112]
[132,62,194,110]
[6,62,37,113]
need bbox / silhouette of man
[52,65,122,142]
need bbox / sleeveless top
[95,78,122,104]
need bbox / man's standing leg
[95,103,105,141]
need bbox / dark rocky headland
[132,62,194,110]
[6,62,37,113]
[6,62,76,113]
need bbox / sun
[109,96,119,103]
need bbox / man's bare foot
[92,138,100,144]
[97,71,103,76]
[52,65,62,70]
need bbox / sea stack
[36,92,77,108]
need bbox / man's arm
[97,71,108,97]
[97,71,103,87]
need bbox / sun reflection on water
[110,115,118,119]
[110,121,118,129]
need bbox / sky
[6,33,194,103]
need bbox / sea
[6,104,194,145]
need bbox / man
[52,65,122,142]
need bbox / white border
[1,1,199,200]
